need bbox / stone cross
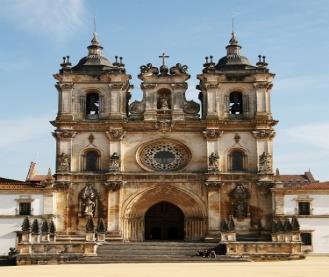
[159,52,169,66]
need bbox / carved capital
[252,129,275,139]
[111,82,124,89]
[60,83,74,90]
[141,83,157,90]
[254,82,271,90]
[52,182,71,191]
[205,181,222,189]
[104,181,122,192]
[203,129,223,140]
[171,83,188,90]
[106,128,126,140]
[52,130,77,140]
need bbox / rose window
[137,140,191,172]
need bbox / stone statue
[183,100,200,115]
[109,152,121,172]
[258,152,272,174]
[79,184,98,218]
[229,184,250,219]
[208,152,219,172]
[139,63,159,77]
[57,152,69,172]
[169,63,189,76]
[159,95,170,110]
[129,100,145,115]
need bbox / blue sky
[0,0,328,181]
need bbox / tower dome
[216,32,251,69]
[72,32,113,72]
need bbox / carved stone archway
[122,185,207,241]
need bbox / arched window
[86,93,100,118]
[85,150,100,171]
[229,92,243,115]
[230,150,245,171]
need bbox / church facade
[4,31,328,263]
[52,31,276,242]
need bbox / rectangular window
[19,202,31,216]
[298,202,311,215]
[301,233,312,246]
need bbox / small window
[298,202,310,215]
[230,150,244,171]
[85,150,99,171]
[301,233,312,245]
[229,92,243,115]
[19,202,31,216]
[86,93,100,118]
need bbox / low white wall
[0,218,21,255]
[299,217,329,254]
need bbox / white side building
[0,163,54,255]
[273,175,329,254]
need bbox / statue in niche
[57,152,70,172]
[159,95,170,110]
[258,152,272,174]
[79,184,98,218]
[109,152,121,172]
[229,184,250,219]
[208,152,219,172]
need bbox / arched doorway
[145,201,184,241]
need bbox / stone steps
[66,242,249,264]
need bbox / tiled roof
[0,177,26,184]
[299,182,329,190]
[28,175,48,182]
[278,172,316,187]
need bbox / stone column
[205,181,221,240]
[142,84,157,121]
[105,181,121,237]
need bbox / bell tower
[52,32,132,233]
[198,32,277,236]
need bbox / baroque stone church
[53,31,275,242]
[13,30,325,264]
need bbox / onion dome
[72,32,113,72]
[216,32,251,69]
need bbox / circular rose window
[137,139,191,172]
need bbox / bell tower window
[86,92,100,119]
[229,92,243,115]
[84,150,100,171]
[229,150,245,171]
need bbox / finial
[159,52,169,66]
[232,17,234,33]
[115,56,118,63]
[262,56,266,63]
[93,16,97,33]
[258,55,262,62]
[210,55,213,63]
[205,56,209,63]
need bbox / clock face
[137,139,191,172]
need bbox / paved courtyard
[0,257,328,277]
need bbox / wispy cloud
[275,75,329,94]
[274,122,329,180]
[281,122,329,150]
[0,115,53,149]
[0,0,85,40]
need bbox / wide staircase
[69,242,248,263]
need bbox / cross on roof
[159,52,169,66]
